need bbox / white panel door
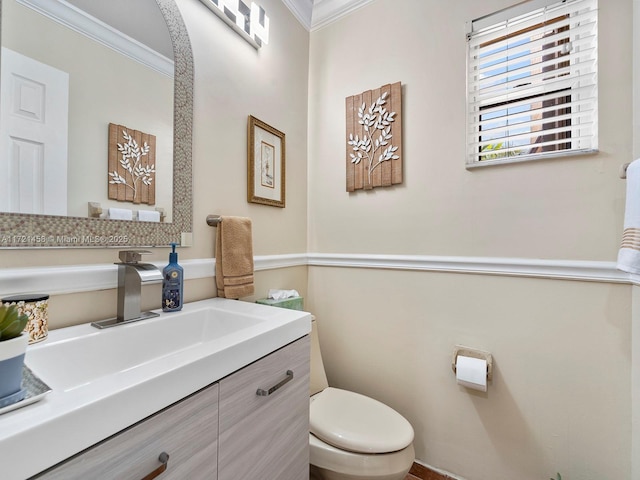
[0,47,69,215]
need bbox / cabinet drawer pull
[141,452,170,480]
[256,370,294,396]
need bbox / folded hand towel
[215,216,254,299]
[618,159,640,273]
[138,210,161,222]
[108,207,133,220]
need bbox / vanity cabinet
[34,336,310,480]
[218,334,310,480]
[36,383,219,479]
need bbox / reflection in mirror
[0,0,193,247]
[2,0,173,220]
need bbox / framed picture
[247,115,285,207]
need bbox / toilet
[309,317,415,480]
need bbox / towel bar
[206,214,222,226]
[621,163,630,179]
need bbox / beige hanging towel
[618,159,640,274]
[215,216,255,299]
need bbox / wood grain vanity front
[33,336,310,480]
[35,384,219,479]
[219,334,310,480]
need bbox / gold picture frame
[247,115,285,207]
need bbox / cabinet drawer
[218,336,310,480]
[36,383,219,480]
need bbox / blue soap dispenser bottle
[162,242,183,312]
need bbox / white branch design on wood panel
[108,130,155,201]
[348,92,399,184]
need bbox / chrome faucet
[92,250,163,329]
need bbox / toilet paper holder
[451,346,493,381]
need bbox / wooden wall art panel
[346,82,402,192]
[108,123,156,205]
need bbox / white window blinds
[466,0,598,166]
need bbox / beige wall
[308,268,631,479]
[48,265,308,329]
[181,0,309,258]
[307,0,633,478]
[308,0,630,261]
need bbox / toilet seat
[310,387,414,454]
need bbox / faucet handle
[118,250,152,264]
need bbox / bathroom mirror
[0,0,193,247]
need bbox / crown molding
[282,0,377,32]
[15,0,174,77]
[310,0,376,31]
[281,0,313,31]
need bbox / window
[466,0,598,167]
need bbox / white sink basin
[0,298,311,480]
[26,305,263,391]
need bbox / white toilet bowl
[309,318,415,480]
[310,433,415,480]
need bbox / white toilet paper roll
[456,355,487,392]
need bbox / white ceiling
[282,0,375,31]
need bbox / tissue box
[256,296,304,311]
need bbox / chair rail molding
[307,253,627,284]
[0,253,631,297]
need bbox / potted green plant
[0,304,29,406]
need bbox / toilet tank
[310,316,329,396]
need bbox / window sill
[465,149,599,170]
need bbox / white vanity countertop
[0,298,311,480]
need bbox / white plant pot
[0,334,28,401]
